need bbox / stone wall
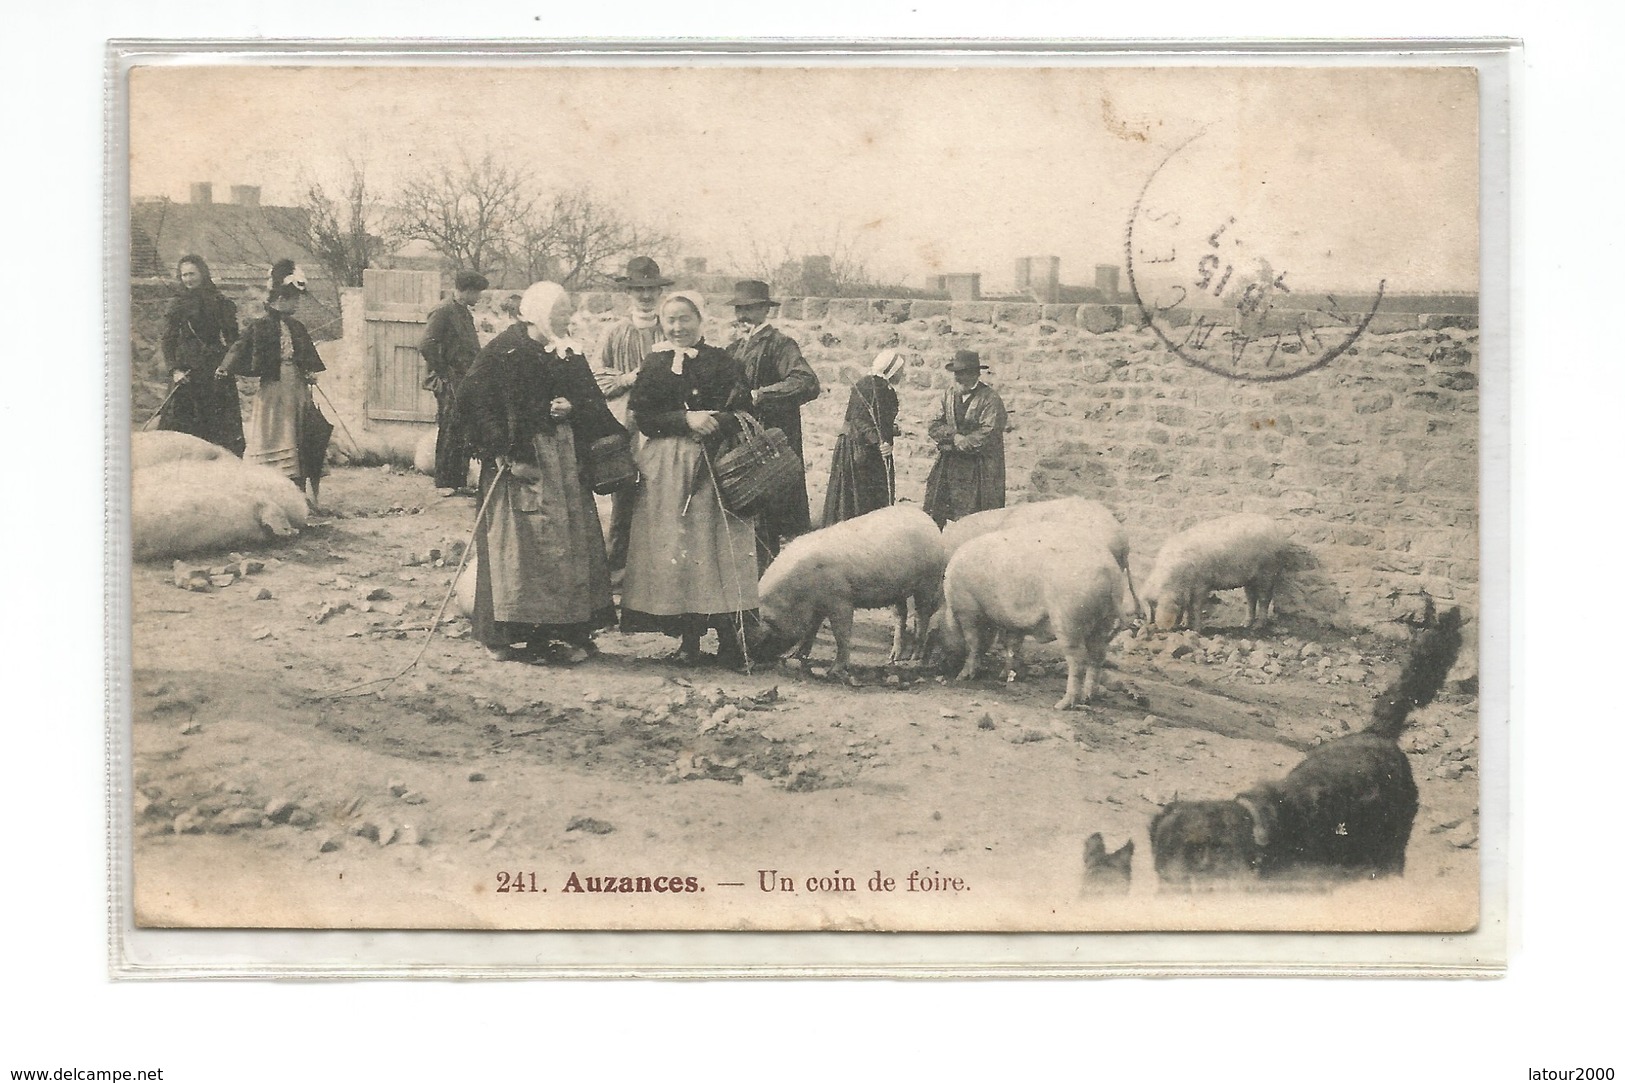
[311,288,1478,634]
[568,294,1480,633]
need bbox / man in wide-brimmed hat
[724,278,821,569]
[598,256,674,397]
[923,349,1007,527]
[419,269,489,495]
[595,256,674,574]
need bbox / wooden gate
[362,268,443,422]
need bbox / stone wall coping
[563,290,1478,330]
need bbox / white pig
[130,430,232,471]
[941,526,1126,710]
[453,555,477,618]
[941,497,1142,616]
[1142,513,1290,634]
[413,427,438,476]
[132,458,309,561]
[753,505,947,677]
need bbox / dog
[1150,604,1464,886]
[1082,833,1134,894]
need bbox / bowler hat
[727,280,781,308]
[944,349,987,373]
[614,256,674,288]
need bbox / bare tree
[265,160,390,288]
[507,210,562,286]
[727,225,877,295]
[509,188,678,289]
[391,153,532,275]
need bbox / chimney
[1030,256,1060,304]
[189,182,213,205]
[1013,257,1032,292]
[942,273,982,302]
[230,184,261,207]
[1095,264,1121,300]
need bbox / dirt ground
[127,465,1480,933]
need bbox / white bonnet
[871,349,907,382]
[517,281,569,327]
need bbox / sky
[128,61,1479,293]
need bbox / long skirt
[244,361,312,483]
[159,372,244,457]
[821,434,894,526]
[471,427,614,648]
[620,434,758,637]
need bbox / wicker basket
[585,433,639,495]
[711,413,802,517]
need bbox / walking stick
[309,462,509,700]
[860,378,897,507]
[140,379,185,431]
[313,383,364,460]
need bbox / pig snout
[746,613,799,661]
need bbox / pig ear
[1235,795,1270,848]
[1084,833,1105,861]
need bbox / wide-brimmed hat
[726,280,780,308]
[944,349,987,373]
[614,256,674,288]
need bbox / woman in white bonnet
[619,291,759,669]
[821,348,906,525]
[455,281,625,663]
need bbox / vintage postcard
[117,53,1496,948]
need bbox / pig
[454,555,477,618]
[752,505,947,678]
[413,427,438,475]
[132,457,309,561]
[1150,606,1463,887]
[1142,513,1290,635]
[940,526,1127,709]
[941,498,1142,617]
[130,430,232,470]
